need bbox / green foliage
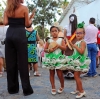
[0,0,6,17]
[27,0,60,40]
[27,0,60,25]
[60,0,69,9]
[34,26,50,40]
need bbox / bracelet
[26,23,32,28]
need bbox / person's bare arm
[44,42,49,53]
[3,10,8,25]
[69,41,86,54]
[24,7,33,27]
[64,29,67,40]
[29,8,36,19]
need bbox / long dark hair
[69,14,77,35]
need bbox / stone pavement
[0,67,100,99]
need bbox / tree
[0,0,6,17]
[62,0,69,9]
[34,26,49,40]
[59,0,69,12]
[27,0,60,40]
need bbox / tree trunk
[42,24,44,41]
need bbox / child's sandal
[70,90,79,94]
[57,87,64,94]
[51,89,56,95]
[34,72,41,76]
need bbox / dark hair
[45,37,50,42]
[69,14,77,35]
[98,26,100,31]
[50,26,59,32]
[89,18,95,24]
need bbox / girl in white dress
[42,25,66,95]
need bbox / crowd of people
[0,0,100,98]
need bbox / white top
[48,38,62,54]
[0,26,8,58]
[37,44,44,57]
[64,24,71,36]
[84,24,98,44]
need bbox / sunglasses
[76,32,84,35]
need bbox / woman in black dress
[3,0,34,96]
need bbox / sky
[66,0,71,1]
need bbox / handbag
[1,38,6,45]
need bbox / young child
[26,25,41,76]
[66,23,91,98]
[37,39,44,66]
[42,25,66,95]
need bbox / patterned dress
[42,38,67,70]
[65,40,91,72]
[26,30,38,63]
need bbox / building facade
[59,0,98,27]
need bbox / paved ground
[0,66,100,99]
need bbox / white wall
[77,0,100,26]
[60,0,100,28]
[60,1,87,28]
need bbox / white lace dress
[42,38,67,70]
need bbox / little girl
[42,25,66,95]
[66,23,91,98]
[26,25,41,76]
[37,39,44,66]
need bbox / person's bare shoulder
[81,40,86,47]
[21,5,28,11]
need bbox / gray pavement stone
[0,67,100,99]
[0,96,3,99]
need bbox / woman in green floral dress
[26,26,41,76]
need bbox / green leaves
[27,0,60,25]
[34,26,49,40]
[27,0,60,40]
[0,0,6,17]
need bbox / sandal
[34,72,41,76]
[76,91,86,98]
[51,89,56,95]
[57,87,64,94]
[70,90,79,94]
